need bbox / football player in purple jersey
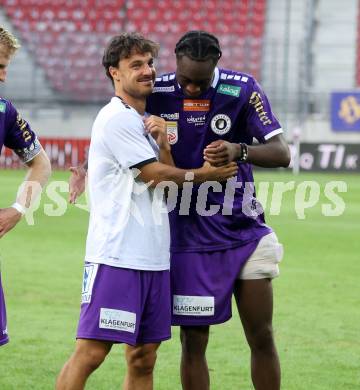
[144,31,290,390]
[0,27,51,347]
[69,30,290,390]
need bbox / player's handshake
[204,140,240,166]
[201,161,238,182]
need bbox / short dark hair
[175,30,222,63]
[102,32,160,84]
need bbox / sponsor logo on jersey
[81,263,99,304]
[249,92,272,125]
[16,114,32,142]
[160,112,179,120]
[183,99,210,112]
[153,86,175,93]
[187,114,206,126]
[211,114,232,135]
[99,308,136,333]
[0,102,6,113]
[217,84,241,97]
[166,121,178,145]
[173,295,214,316]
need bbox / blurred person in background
[0,27,51,346]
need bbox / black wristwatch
[238,143,248,162]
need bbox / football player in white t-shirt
[56,33,237,390]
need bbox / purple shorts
[171,240,260,326]
[77,263,171,346]
[0,272,9,346]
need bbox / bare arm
[0,148,51,238]
[203,134,291,168]
[68,152,237,195]
[137,160,238,188]
[68,116,175,203]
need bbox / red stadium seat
[2,0,266,101]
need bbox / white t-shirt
[85,97,170,271]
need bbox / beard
[124,82,153,99]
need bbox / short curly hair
[0,27,20,57]
[102,32,159,85]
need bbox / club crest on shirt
[166,121,178,145]
[211,114,231,135]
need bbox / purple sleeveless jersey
[147,68,282,253]
[0,98,41,346]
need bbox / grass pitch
[0,170,359,389]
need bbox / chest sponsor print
[183,99,210,112]
[153,85,175,93]
[211,114,232,135]
[160,112,179,120]
[217,84,241,97]
[186,114,206,126]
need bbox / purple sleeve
[4,101,42,163]
[244,79,283,143]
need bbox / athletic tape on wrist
[11,202,27,215]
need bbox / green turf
[0,170,359,389]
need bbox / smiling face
[110,50,156,100]
[175,55,217,98]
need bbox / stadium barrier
[0,138,90,170]
[288,143,360,172]
[1,139,359,172]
